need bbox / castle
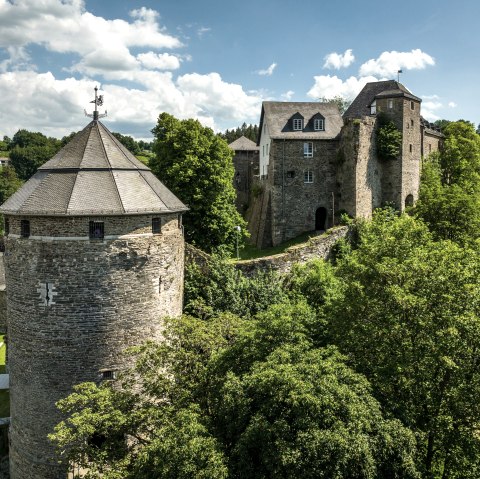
[0,80,443,478]
[230,80,443,248]
[0,112,187,478]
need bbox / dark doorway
[315,207,328,231]
[405,194,414,207]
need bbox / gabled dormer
[290,112,304,131]
[311,112,325,131]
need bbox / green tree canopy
[415,120,480,244]
[150,113,247,252]
[319,96,352,115]
[313,209,480,478]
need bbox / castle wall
[338,117,382,219]
[233,150,258,213]
[268,139,338,246]
[4,214,184,478]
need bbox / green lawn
[237,231,319,261]
[0,336,8,418]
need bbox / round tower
[0,117,187,478]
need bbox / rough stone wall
[233,150,259,213]
[4,214,184,479]
[236,226,349,276]
[399,99,421,209]
[422,130,442,157]
[338,117,382,219]
[268,139,338,247]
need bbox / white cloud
[0,69,262,138]
[448,101,457,108]
[0,0,182,72]
[197,26,211,38]
[323,49,355,70]
[307,74,380,100]
[257,63,277,76]
[359,49,435,77]
[281,90,295,100]
[137,52,181,70]
[421,100,442,121]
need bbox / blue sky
[0,0,478,139]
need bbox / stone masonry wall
[268,139,338,247]
[4,214,184,479]
[236,226,349,276]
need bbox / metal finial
[85,86,107,120]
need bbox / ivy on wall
[376,113,402,160]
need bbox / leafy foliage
[376,114,402,160]
[218,123,259,144]
[184,253,286,319]
[51,304,418,479]
[0,166,22,204]
[150,113,247,252]
[415,120,480,244]
[321,209,480,478]
[319,96,352,115]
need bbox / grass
[237,231,319,261]
[0,336,8,418]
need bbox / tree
[184,252,286,319]
[218,123,259,144]
[8,128,62,180]
[415,120,480,244]
[324,209,480,478]
[111,132,141,155]
[319,96,352,115]
[150,113,247,252]
[0,166,22,204]
[51,303,419,479]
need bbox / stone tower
[0,117,187,478]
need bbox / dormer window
[293,118,303,130]
[314,118,325,131]
[370,100,377,115]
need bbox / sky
[0,0,478,140]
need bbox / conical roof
[0,121,187,216]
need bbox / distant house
[248,81,443,249]
[0,158,9,167]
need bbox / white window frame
[303,142,313,157]
[388,99,393,109]
[370,100,377,115]
[293,118,303,130]
[304,170,313,183]
[314,118,325,131]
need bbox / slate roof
[0,121,188,216]
[343,81,421,119]
[229,136,259,151]
[259,102,343,143]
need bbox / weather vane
[85,86,107,120]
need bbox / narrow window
[370,100,377,115]
[152,218,161,234]
[428,144,432,153]
[101,370,116,380]
[293,118,303,130]
[20,220,30,238]
[266,143,269,155]
[286,170,295,179]
[409,144,413,153]
[4,218,9,236]
[410,101,415,110]
[304,171,313,183]
[89,221,104,239]
[303,142,313,158]
[178,214,183,229]
[411,119,414,127]
[314,119,325,131]
[388,99,393,109]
